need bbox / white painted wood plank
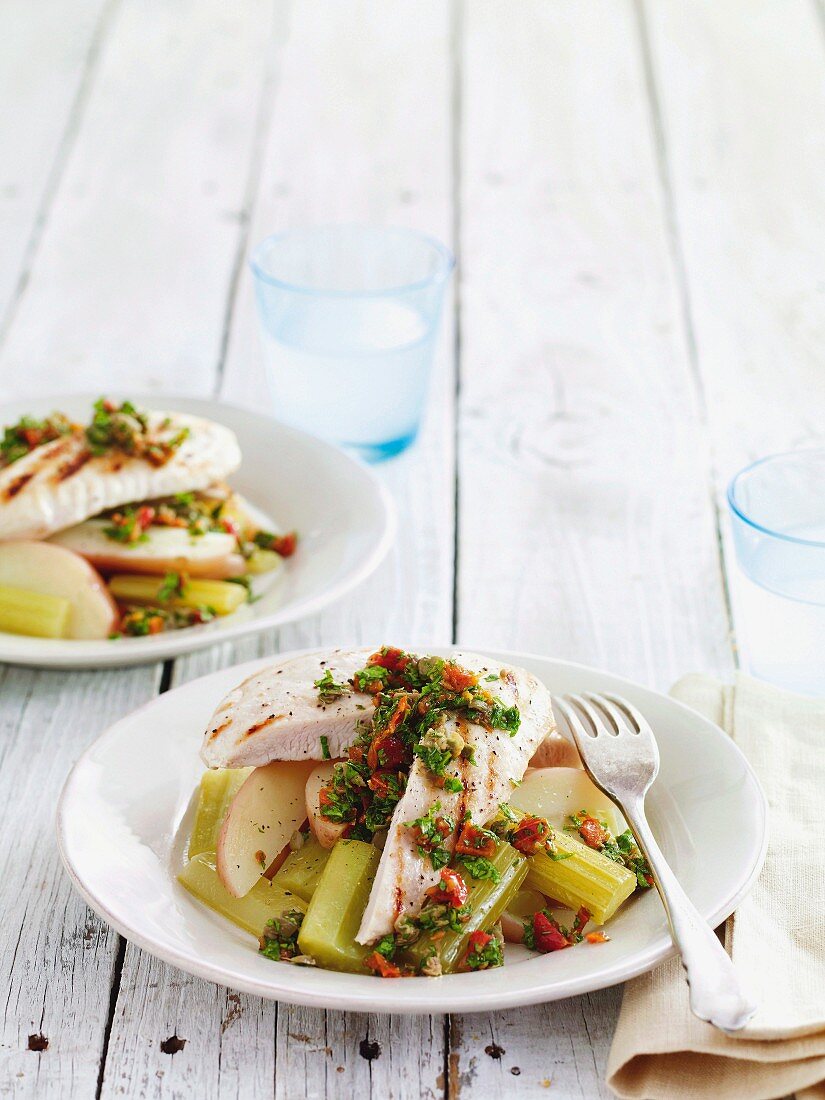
[0,665,161,1098]
[0,0,111,324]
[642,0,825,479]
[451,1,735,1095]
[0,0,271,400]
[100,2,455,1097]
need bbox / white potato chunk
[511,767,626,835]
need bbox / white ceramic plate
[0,394,395,668]
[57,647,768,1013]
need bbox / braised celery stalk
[177,852,306,937]
[188,768,252,859]
[245,548,283,576]
[108,575,247,615]
[272,835,331,902]
[403,841,528,974]
[0,584,71,639]
[525,830,636,924]
[297,840,379,972]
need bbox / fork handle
[620,798,757,1032]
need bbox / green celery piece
[297,840,380,972]
[272,835,331,902]
[177,852,306,938]
[188,768,252,858]
[403,841,528,974]
[525,829,636,924]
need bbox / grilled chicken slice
[201,648,374,768]
[356,652,554,944]
[0,411,240,540]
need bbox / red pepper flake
[586,931,609,944]
[442,662,478,693]
[426,867,468,908]
[455,822,497,859]
[364,952,401,978]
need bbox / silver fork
[554,691,756,1032]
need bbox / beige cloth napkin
[606,673,825,1100]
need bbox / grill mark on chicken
[2,470,34,500]
[240,714,285,740]
[207,719,232,743]
[55,449,93,482]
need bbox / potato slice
[216,760,317,898]
[0,541,117,639]
[511,767,626,835]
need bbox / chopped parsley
[259,909,304,961]
[314,669,350,705]
[464,930,504,971]
[157,572,185,602]
[86,397,189,466]
[457,854,501,883]
[320,735,331,760]
[405,802,454,871]
[0,412,74,467]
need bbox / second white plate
[57,647,768,1013]
[0,394,395,668]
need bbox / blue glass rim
[727,447,825,549]
[249,224,455,298]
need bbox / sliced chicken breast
[201,648,373,768]
[0,412,241,540]
[356,652,554,944]
[356,752,467,943]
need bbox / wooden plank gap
[94,935,126,1100]
[0,0,120,351]
[215,0,287,397]
[632,0,705,420]
[633,0,737,645]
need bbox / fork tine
[553,696,595,742]
[584,692,633,737]
[599,692,650,735]
[566,694,613,737]
[582,692,625,736]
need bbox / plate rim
[56,646,769,1014]
[0,393,397,668]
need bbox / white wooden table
[1,2,822,1096]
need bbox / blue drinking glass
[250,226,454,461]
[728,449,825,695]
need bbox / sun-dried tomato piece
[364,952,402,978]
[510,815,552,854]
[367,646,410,675]
[426,867,468,908]
[576,815,609,850]
[442,662,478,693]
[272,531,297,557]
[531,912,569,953]
[455,822,496,859]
